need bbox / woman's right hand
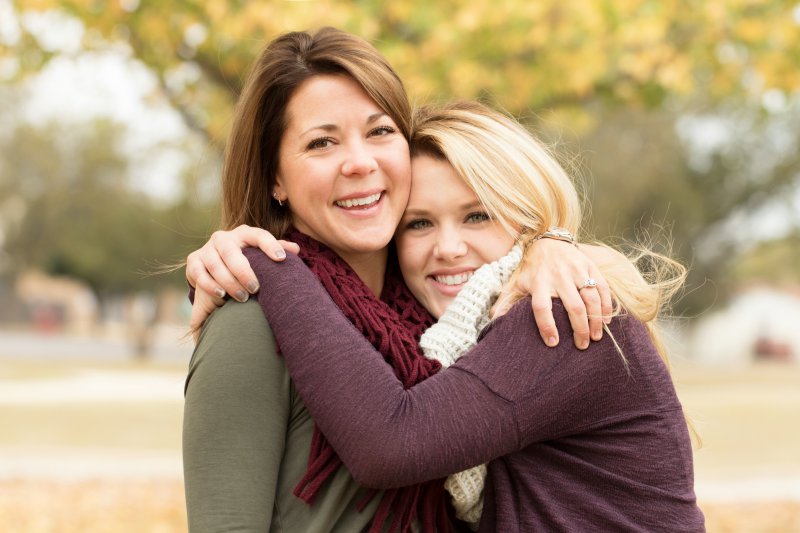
[186,225,300,334]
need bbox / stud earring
[273,192,285,207]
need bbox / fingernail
[247,280,259,293]
[274,248,286,259]
[214,288,226,299]
[235,290,249,302]
[547,336,558,347]
[580,339,589,350]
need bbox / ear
[272,177,287,202]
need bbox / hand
[190,287,225,343]
[186,224,300,303]
[492,239,612,350]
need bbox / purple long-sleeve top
[246,249,705,532]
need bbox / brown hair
[221,27,412,237]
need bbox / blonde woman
[235,101,705,531]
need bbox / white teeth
[336,192,381,208]
[434,271,474,286]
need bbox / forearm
[247,249,533,488]
[183,300,288,531]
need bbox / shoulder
[547,298,652,347]
[243,247,273,270]
[492,298,656,380]
[243,247,308,276]
[489,297,585,336]
[547,300,671,392]
[188,299,283,388]
[481,296,538,339]
[197,297,273,343]
[242,248,320,298]
[487,297,650,350]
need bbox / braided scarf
[287,229,455,533]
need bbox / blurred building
[689,285,800,365]
[14,270,97,334]
[6,270,191,360]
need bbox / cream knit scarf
[418,245,523,528]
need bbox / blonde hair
[222,27,411,237]
[411,101,687,368]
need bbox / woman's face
[275,74,411,264]
[395,155,516,318]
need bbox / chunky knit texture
[286,230,455,533]
[419,246,522,526]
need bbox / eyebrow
[402,201,483,218]
[459,200,483,211]
[401,208,431,218]
[300,112,388,137]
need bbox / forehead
[284,74,383,130]
[409,155,477,203]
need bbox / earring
[273,192,285,207]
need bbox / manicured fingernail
[214,288,226,299]
[547,336,558,347]
[247,280,259,293]
[235,290,249,302]
[274,248,286,259]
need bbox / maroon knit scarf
[287,229,455,533]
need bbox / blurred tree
[0,118,213,296]
[0,116,215,355]
[7,0,800,315]
[729,232,800,287]
[11,0,799,143]
[564,100,800,314]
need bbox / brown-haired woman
[182,27,611,532]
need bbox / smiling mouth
[335,192,382,209]
[432,271,474,286]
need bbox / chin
[353,237,393,253]
[429,299,450,320]
[349,229,395,251]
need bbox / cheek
[396,238,415,277]
[397,237,428,285]
[396,174,411,205]
[476,229,516,263]
[385,143,412,192]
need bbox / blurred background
[0,0,798,531]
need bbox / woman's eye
[369,125,396,137]
[466,211,491,224]
[405,219,432,230]
[307,137,334,150]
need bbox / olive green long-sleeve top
[182,299,381,532]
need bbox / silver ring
[578,278,598,291]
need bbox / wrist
[533,227,577,246]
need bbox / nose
[341,139,378,176]
[433,226,468,261]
